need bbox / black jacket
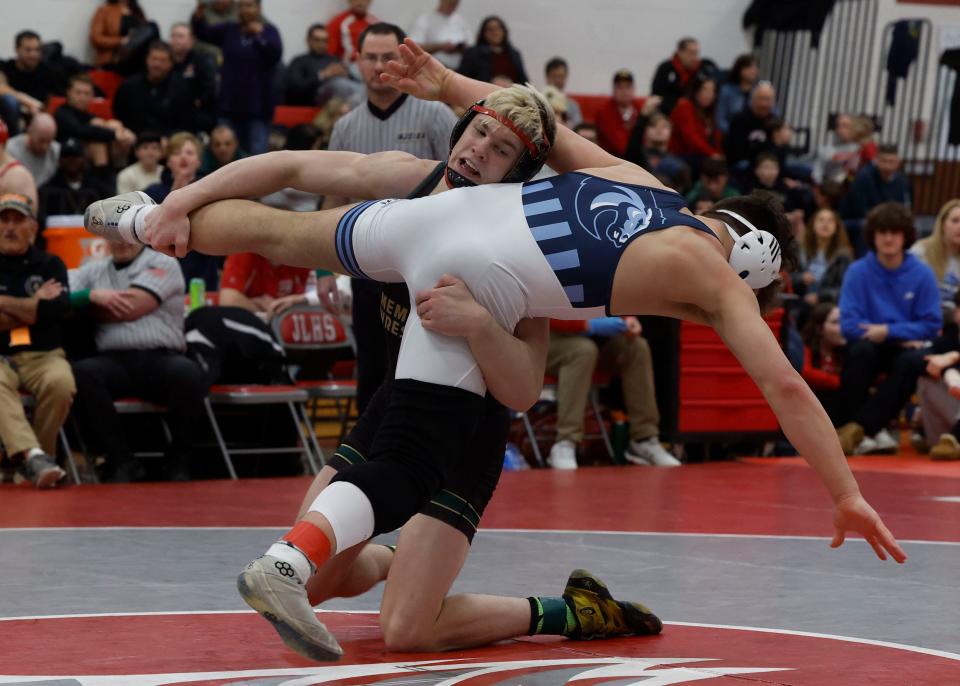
[0,247,69,354]
[113,72,197,135]
[457,44,528,85]
[54,104,115,143]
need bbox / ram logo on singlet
[574,177,657,248]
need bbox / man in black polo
[0,193,73,488]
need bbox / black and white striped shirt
[327,94,457,159]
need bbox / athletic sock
[130,204,157,243]
[527,596,577,636]
[265,541,313,582]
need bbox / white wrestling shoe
[237,555,343,662]
[84,191,155,244]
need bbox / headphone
[445,99,554,188]
[0,119,7,146]
[716,209,782,289]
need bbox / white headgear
[716,209,782,289]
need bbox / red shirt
[594,97,646,157]
[220,253,311,299]
[668,97,723,157]
[801,346,842,391]
[327,10,378,62]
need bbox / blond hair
[914,198,960,282]
[484,83,556,155]
[166,131,201,158]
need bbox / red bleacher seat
[273,105,321,128]
[89,69,124,99]
[47,96,114,120]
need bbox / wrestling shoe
[84,191,155,244]
[17,452,65,489]
[547,440,578,470]
[237,555,343,661]
[563,568,662,639]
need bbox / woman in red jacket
[668,74,723,171]
[802,301,846,424]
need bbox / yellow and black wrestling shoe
[563,568,663,639]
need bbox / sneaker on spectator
[930,433,960,461]
[547,440,578,470]
[872,428,899,453]
[837,422,865,455]
[625,437,681,466]
[910,431,928,453]
[17,452,66,489]
[853,436,878,455]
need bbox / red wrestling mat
[1,462,958,542]
[0,611,956,685]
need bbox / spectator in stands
[0,193,72,488]
[812,113,877,186]
[219,252,312,319]
[916,294,960,460]
[725,81,778,167]
[841,144,911,253]
[742,152,813,218]
[793,208,853,309]
[89,0,150,69]
[39,139,114,220]
[311,97,351,150]
[573,122,598,145]
[116,132,163,194]
[716,54,759,135]
[411,0,471,71]
[651,37,717,116]
[668,74,723,171]
[200,124,246,175]
[145,132,219,291]
[801,302,846,425]
[6,114,60,187]
[192,0,283,155]
[168,23,218,133]
[836,202,941,455]
[69,240,206,482]
[683,157,737,210]
[457,16,528,85]
[192,0,236,62]
[327,0,378,79]
[543,57,582,129]
[0,120,39,210]
[113,41,196,136]
[284,23,362,107]
[594,69,659,158]
[55,74,136,169]
[909,199,960,309]
[0,31,64,134]
[625,112,691,193]
[541,86,569,127]
[545,316,680,469]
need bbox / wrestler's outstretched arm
[693,250,907,564]
[381,39,652,178]
[144,150,434,257]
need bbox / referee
[321,22,457,412]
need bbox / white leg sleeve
[307,481,376,553]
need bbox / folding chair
[271,306,358,446]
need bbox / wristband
[70,289,91,308]
[315,269,333,278]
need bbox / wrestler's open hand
[831,492,906,563]
[415,274,489,338]
[380,38,448,102]
[144,193,192,258]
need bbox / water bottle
[503,442,529,471]
[189,278,206,311]
[610,410,629,465]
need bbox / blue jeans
[0,93,21,136]
[219,116,271,156]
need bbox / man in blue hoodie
[837,202,941,454]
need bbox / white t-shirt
[409,10,472,69]
[116,162,164,195]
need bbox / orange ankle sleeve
[283,521,332,568]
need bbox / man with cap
[0,192,73,488]
[594,68,661,158]
[0,119,38,210]
[39,138,114,219]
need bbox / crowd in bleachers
[1,0,958,488]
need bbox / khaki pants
[0,349,76,457]
[546,333,660,444]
